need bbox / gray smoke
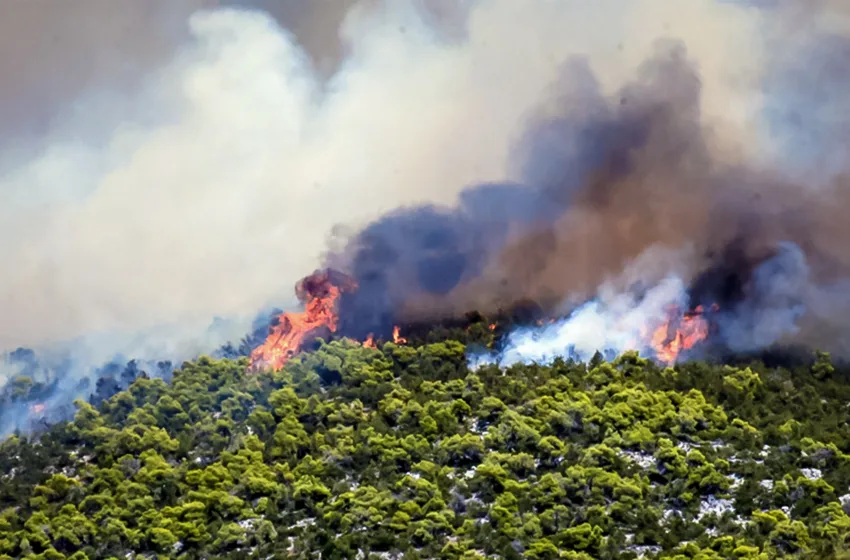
[718,243,808,352]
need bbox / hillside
[2,326,850,559]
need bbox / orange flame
[249,269,358,372]
[363,334,377,349]
[392,326,407,345]
[488,323,497,331]
[30,403,46,415]
[650,304,715,364]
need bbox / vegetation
[2,323,850,559]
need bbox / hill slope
[2,331,850,559]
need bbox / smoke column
[331,0,850,363]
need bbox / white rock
[698,496,735,520]
[801,468,823,481]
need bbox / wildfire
[362,326,406,349]
[30,403,46,416]
[248,265,715,372]
[393,326,407,345]
[650,304,716,364]
[248,269,358,372]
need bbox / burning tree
[248,269,358,372]
[650,304,716,364]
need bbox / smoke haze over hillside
[2,0,850,399]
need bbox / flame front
[249,269,358,372]
[249,268,713,372]
[650,304,714,364]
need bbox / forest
[2,319,850,559]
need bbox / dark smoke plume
[333,31,850,358]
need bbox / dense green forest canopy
[2,321,850,559]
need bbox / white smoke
[468,240,824,370]
[469,244,694,368]
[475,276,688,369]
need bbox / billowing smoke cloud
[333,0,850,362]
[0,1,578,349]
[0,1,769,349]
[0,0,494,430]
[466,241,811,369]
[716,242,808,352]
[2,0,850,431]
[0,0,390,153]
[0,1,207,156]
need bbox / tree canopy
[2,327,850,559]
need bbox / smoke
[716,242,808,352]
[473,278,689,369]
[334,40,741,333]
[470,247,693,368]
[0,1,580,350]
[2,0,850,428]
[467,241,810,369]
[0,1,768,349]
[0,0,393,154]
[334,0,850,361]
[0,1,206,155]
